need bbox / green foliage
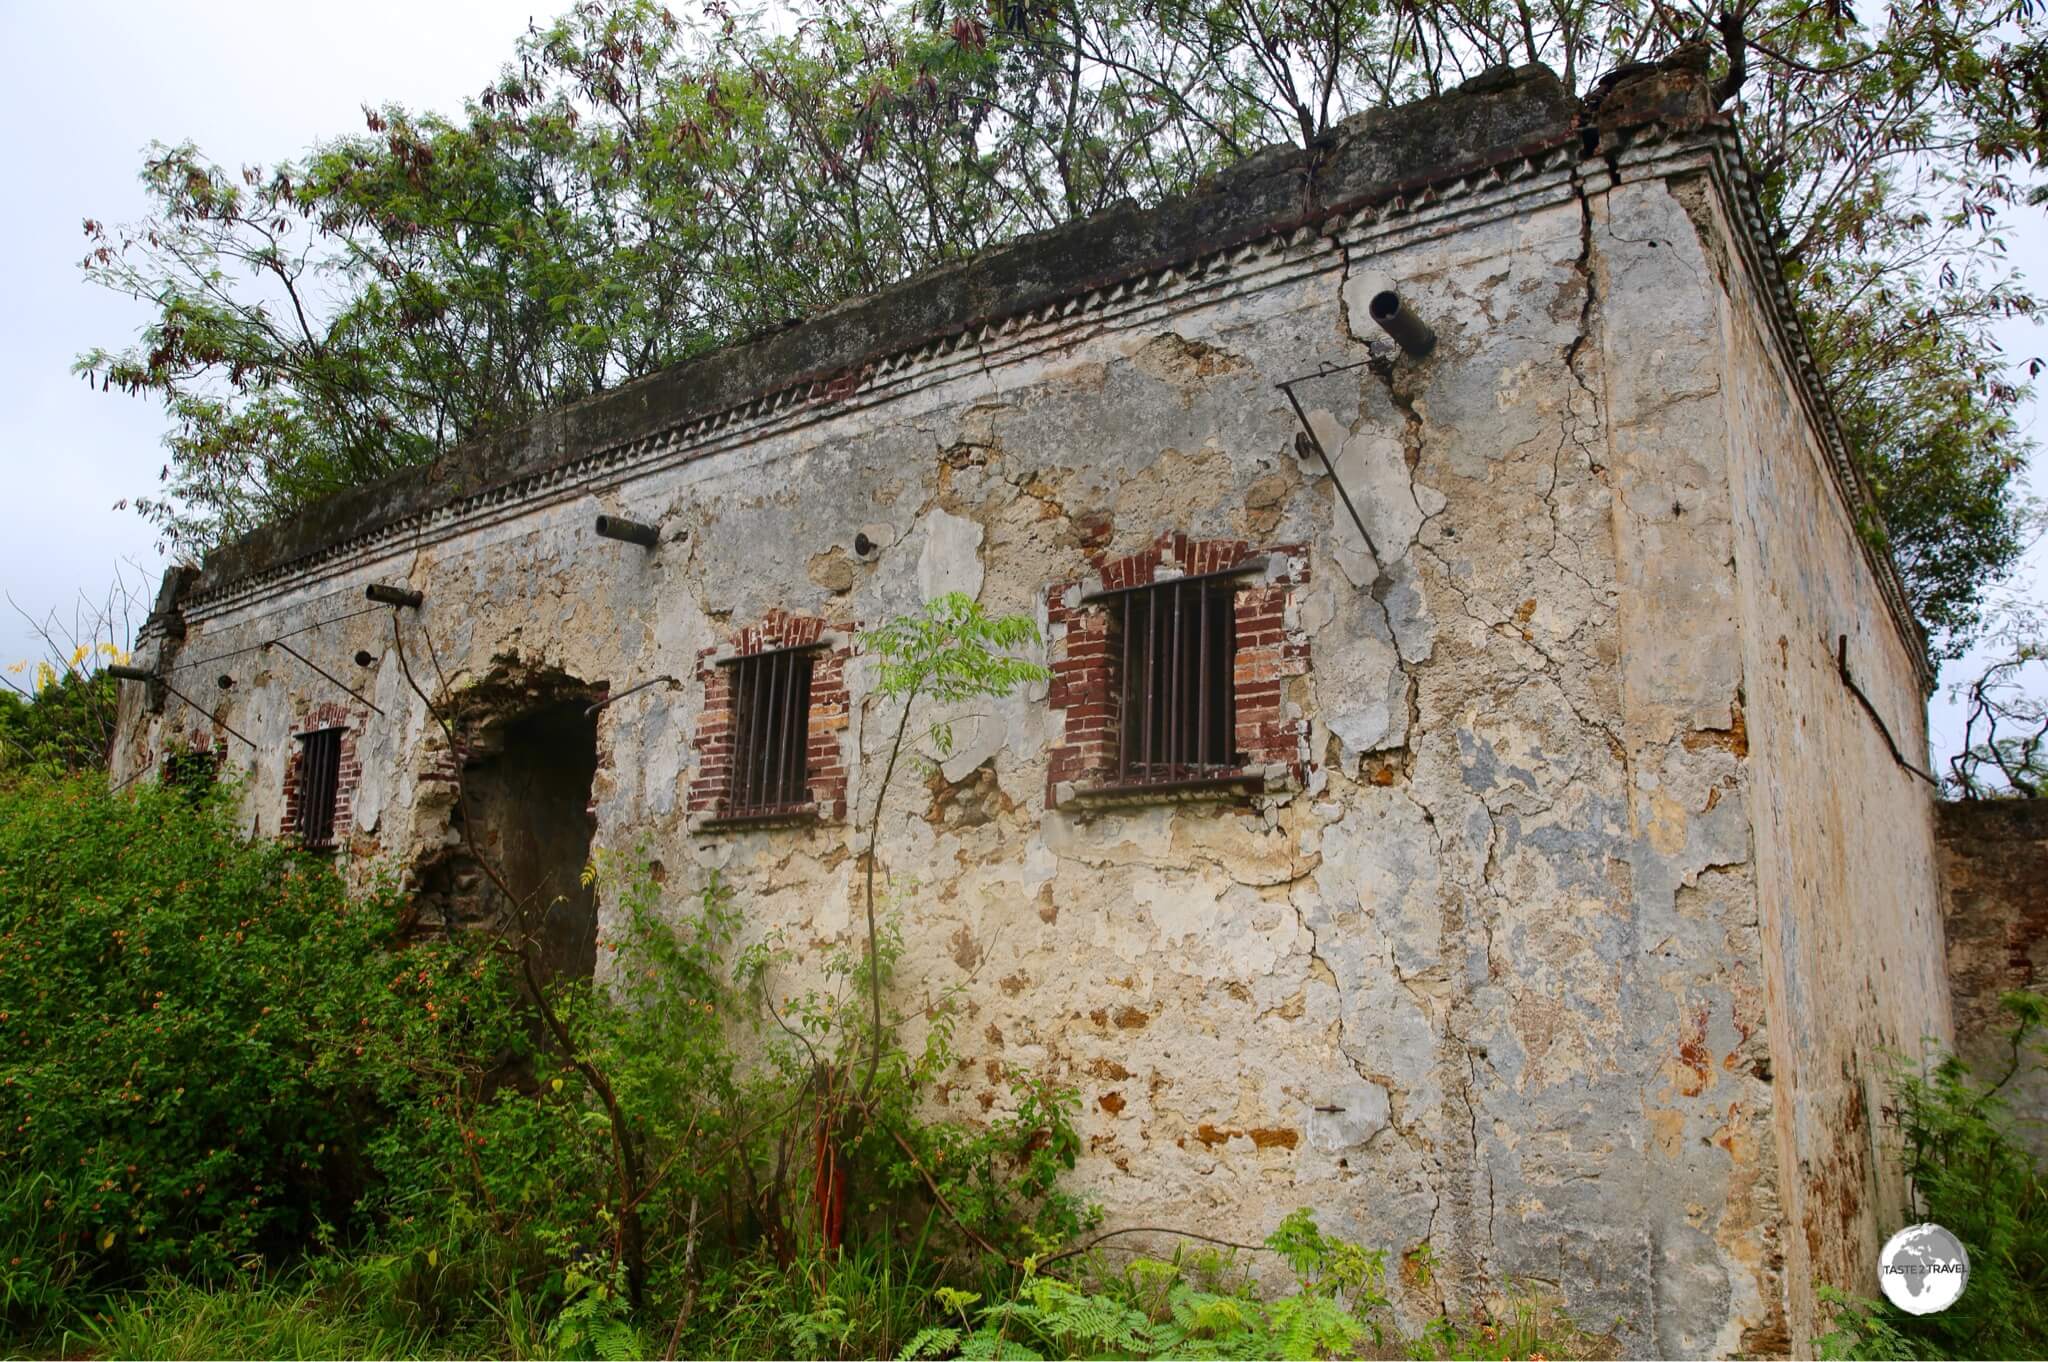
[903,1212,1606,1361]
[60,1271,442,1361]
[0,670,120,775]
[1818,991,2048,1359]
[82,0,2043,651]
[546,1256,648,1361]
[0,771,481,1312]
[867,593,1049,713]
[689,1232,971,1360]
[742,898,1098,1267]
[0,763,1101,1355]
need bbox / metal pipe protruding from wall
[366,583,425,609]
[1368,290,1435,358]
[595,514,661,548]
[106,662,165,714]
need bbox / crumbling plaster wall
[111,140,1941,1356]
[1670,156,1951,1349]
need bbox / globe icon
[1878,1223,1970,1314]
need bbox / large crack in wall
[110,137,1946,1357]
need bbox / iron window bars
[719,643,818,820]
[1086,567,1249,790]
[296,727,344,850]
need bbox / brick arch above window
[1045,532,1311,809]
[686,609,854,829]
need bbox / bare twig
[857,681,920,1103]
[1035,1224,1274,1269]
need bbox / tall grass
[59,1274,443,1361]
[675,1219,967,1361]
[26,1231,985,1362]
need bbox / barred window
[295,727,344,850]
[721,645,816,819]
[1047,542,1304,810]
[1108,572,1239,787]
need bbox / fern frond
[898,1325,963,1360]
[593,1318,645,1362]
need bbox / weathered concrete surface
[1658,163,1953,1351]
[111,66,1950,1359]
[1939,799,2048,1161]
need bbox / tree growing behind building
[77,0,2046,657]
[1945,592,2048,796]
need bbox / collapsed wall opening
[412,666,603,985]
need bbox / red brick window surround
[722,648,816,817]
[282,701,363,851]
[687,610,852,828]
[1046,533,1310,808]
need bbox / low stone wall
[1938,799,2048,1159]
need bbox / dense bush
[1820,991,2048,1360]
[0,772,461,1315]
[0,598,1111,1356]
[0,768,1096,1355]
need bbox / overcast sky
[0,1,2039,772]
[0,0,535,670]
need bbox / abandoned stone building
[113,60,1978,1356]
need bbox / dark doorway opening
[466,700,601,981]
[416,686,601,985]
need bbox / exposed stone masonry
[114,61,1956,1358]
[1939,799,2048,1160]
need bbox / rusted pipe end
[1368,290,1436,358]
[366,583,425,608]
[595,515,661,549]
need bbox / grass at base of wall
[55,1274,449,1361]
[19,1243,1622,1362]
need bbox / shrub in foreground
[1820,992,2048,1359]
[0,772,493,1320]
